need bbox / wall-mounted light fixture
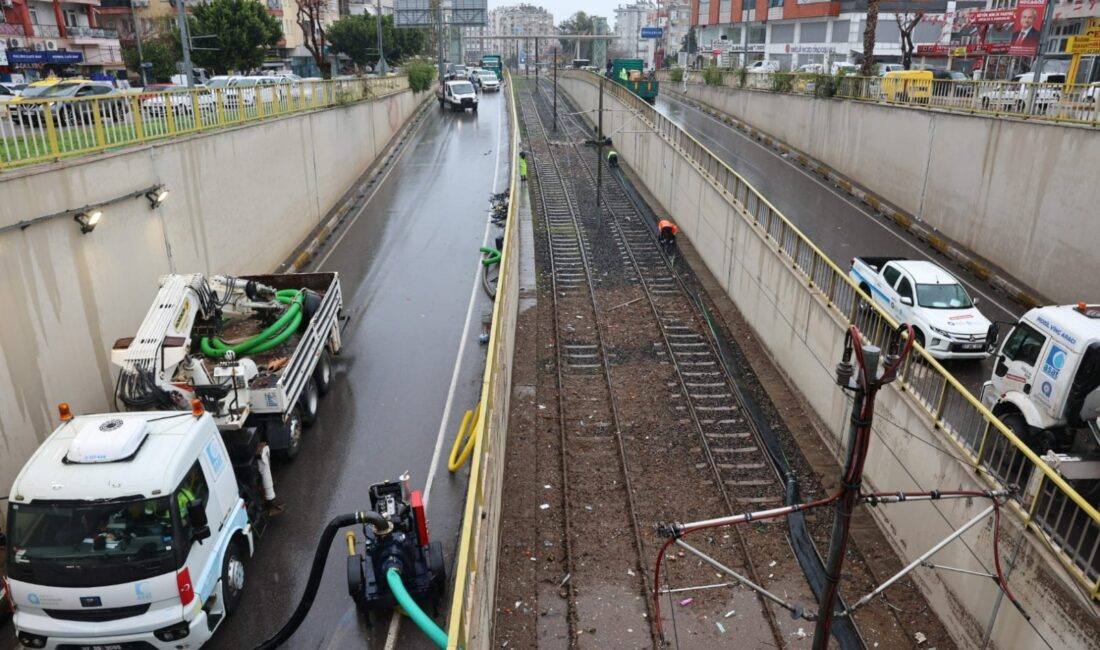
[145,185,170,209]
[0,183,170,237]
[73,210,103,234]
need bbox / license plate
[961,343,984,351]
[80,646,124,650]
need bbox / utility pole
[437,0,445,83]
[374,0,388,74]
[595,75,604,231]
[128,0,148,86]
[175,0,194,87]
[553,47,558,132]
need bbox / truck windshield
[451,82,475,94]
[916,283,973,309]
[6,497,181,588]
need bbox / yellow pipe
[346,531,356,556]
[448,407,479,472]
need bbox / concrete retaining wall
[669,82,1100,305]
[0,87,427,499]
[559,75,1100,650]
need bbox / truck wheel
[274,409,303,461]
[299,378,320,428]
[314,351,333,396]
[913,329,926,349]
[221,540,245,616]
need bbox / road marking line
[661,94,1020,320]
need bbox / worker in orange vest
[657,219,679,248]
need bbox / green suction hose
[201,289,305,358]
[385,567,451,649]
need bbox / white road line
[662,94,1020,319]
[321,95,503,650]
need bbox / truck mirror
[900,297,913,306]
[986,323,1000,351]
[187,500,211,543]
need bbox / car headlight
[930,326,951,337]
[154,620,191,641]
[17,631,47,648]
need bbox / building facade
[1,0,124,81]
[614,1,656,66]
[489,4,553,68]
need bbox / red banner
[1009,0,1046,55]
[969,9,1017,25]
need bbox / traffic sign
[640,27,663,39]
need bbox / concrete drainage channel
[280,90,438,273]
[663,88,1047,310]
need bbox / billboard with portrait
[1009,0,1046,56]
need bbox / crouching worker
[607,150,619,168]
[657,219,679,250]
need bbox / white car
[850,257,992,360]
[747,60,780,73]
[477,71,500,91]
[978,72,1064,113]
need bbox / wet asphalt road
[0,91,508,650]
[654,92,1024,392]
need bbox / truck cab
[437,80,478,112]
[982,303,1100,454]
[5,410,252,649]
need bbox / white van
[747,60,780,73]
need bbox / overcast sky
[488,0,626,29]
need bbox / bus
[571,58,590,69]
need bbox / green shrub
[670,67,684,82]
[406,59,436,93]
[703,65,724,86]
[772,71,794,93]
[812,73,839,98]
[737,67,748,88]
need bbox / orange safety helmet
[657,220,679,236]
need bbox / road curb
[666,87,1047,310]
[283,90,437,272]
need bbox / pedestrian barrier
[446,70,522,649]
[660,69,1100,127]
[568,67,1100,600]
[0,75,409,170]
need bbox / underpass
[652,90,1024,394]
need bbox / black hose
[251,511,389,650]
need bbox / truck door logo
[1042,345,1066,380]
[27,593,40,606]
[205,439,226,478]
[135,581,152,602]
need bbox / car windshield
[479,72,497,81]
[21,84,61,98]
[7,497,181,588]
[916,283,973,309]
[207,78,231,87]
[451,82,475,94]
[36,84,83,98]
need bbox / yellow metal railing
[567,68,1100,596]
[0,76,410,170]
[446,70,521,649]
[660,69,1100,127]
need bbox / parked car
[11,80,130,126]
[140,83,216,118]
[0,83,21,102]
[746,60,780,73]
[977,72,1065,113]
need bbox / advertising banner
[1008,0,1046,56]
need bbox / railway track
[519,84,654,648]
[518,77,813,647]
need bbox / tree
[188,0,282,74]
[327,14,425,69]
[860,0,879,76]
[682,27,698,55]
[123,39,179,82]
[558,12,595,61]
[896,12,926,70]
[297,0,330,77]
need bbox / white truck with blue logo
[849,256,992,360]
[981,303,1100,458]
[4,272,342,649]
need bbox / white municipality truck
[4,272,342,649]
[982,303,1100,461]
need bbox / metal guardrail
[0,76,409,170]
[446,71,521,649]
[661,69,1100,127]
[566,68,1100,599]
